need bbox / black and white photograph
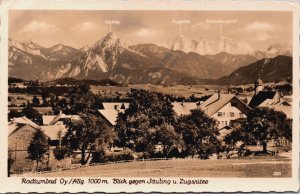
[1,2,299,191]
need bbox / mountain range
[218,55,292,85]
[8,32,292,85]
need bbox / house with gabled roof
[8,116,72,173]
[42,113,80,126]
[10,116,39,129]
[98,102,130,126]
[41,113,80,146]
[248,90,281,107]
[199,92,252,129]
[8,120,40,172]
[248,79,292,119]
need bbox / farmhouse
[8,115,75,173]
[8,117,40,172]
[98,102,130,126]
[42,113,80,145]
[199,91,252,129]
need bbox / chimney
[59,110,62,115]
[217,90,221,100]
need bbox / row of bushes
[91,151,134,163]
[90,150,183,164]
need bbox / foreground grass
[32,157,291,178]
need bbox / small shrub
[137,152,150,159]
[150,151,165,159]
[91,149,106,163]
[167,147,182,158]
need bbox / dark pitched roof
[248,91,277,107]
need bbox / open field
[30,157,291,178]
[90,84,228,98]
[8,106,52,114]
[8,93,42,107]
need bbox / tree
[62,113,113,165]
[53,130,68,164]
[21,106,43,125]
[114,89,179,154]
[176,109,220,159]
[27,129,49,171]
[8,106,42,125]
[41,91,49,106]
[225,107,292,154]
[51,84,102,115]
[8,109,21,121]
[32,96,40,106]
[155,124,184,157]
[8,150,14,177]
[53,84,114,165]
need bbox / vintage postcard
[0,0,299,192]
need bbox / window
[218,121,220,124]
[218,112,223,117]
[225,121,228,125]
[230,112,234,117]
[239,113,244,117]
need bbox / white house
[200,92,252,129]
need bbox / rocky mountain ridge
[9,32,292,85]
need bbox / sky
[9,10,292,51]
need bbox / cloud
[245,22,275,31]
[250,32,280,42]
[231,41,254,55]
[20,21,60,33]
[253,33,270,41]
[71,22,100,31]
[136,28,160,37]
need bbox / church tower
[254,78,264,95]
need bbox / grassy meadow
[31,156,291,178]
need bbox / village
[7,78,292,177]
